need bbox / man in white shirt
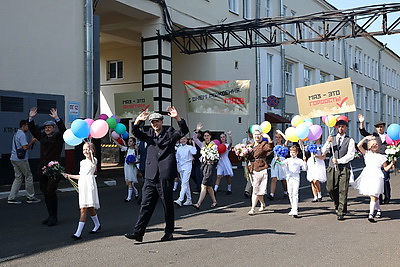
[321,120,355,221]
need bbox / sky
[327,0,400,56]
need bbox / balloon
[90,119,109,138]
[250,124,262,134]
[114,123,127,134]
[325,115,337,127]
[285,127,299,142]
[213,139,221,146]
[308,125,323,141]
[111,131,120,140]
[385,134,395,145]
[321,116,327,123]
[98,114,109,120]
[291,115,303,127]
[295,123,309,140]
[84,118,94,126]
[71,119,90,139]
[116,137,124,145]
[301,137,309,141]
[111,115,121,123]
[304,118,313,124]
[387,123,400,141]
[63,129,83,146]
[260,121,272,133]
[304,120,313,127]
[336,115,349,123]
[217,144,227,154]
[122,131,129,139]
[106,117,117,129]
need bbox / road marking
[0,254,25,263]
[180,201,245,218]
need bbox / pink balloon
[111,131,120,140]
[90,120,109,138]
[84,118,94,126]
[308,125,323,141]
[98,114,109,120]
[213,139,221,146]
[385,134,395,145]
[321,116,326,123]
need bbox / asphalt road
[1,160,400,266]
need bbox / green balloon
[106,117,117,129]
[114,123,126,134]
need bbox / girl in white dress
[306,138,327,202]
[268,132,288,200]
[114,137,139,201]
[354,136,395,222]
[215,131,234,194]
[63,142,101,240]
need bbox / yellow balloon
[285,127,299,142]
[326,115,337,127]
[291,115,303,127]
[260,121,272,133]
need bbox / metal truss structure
[153,1,400,54]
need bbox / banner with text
[296,78,355,119]
[114,91,154,118]
[183,80,250,115]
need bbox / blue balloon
[63,129,83,146]
[114,123,126,134]
[295,123,309,140]
[387,123,400,141]
[122,131,129,139]
[71,119,90,138]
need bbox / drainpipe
[378,44,386,121]
[255,0,261,123]
[85,0,94,118]
[280,0,286,117]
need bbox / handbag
[13,134,26,159]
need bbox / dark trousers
[326,166,350,216]
[380,168,391,203]
[190,163,202,192]
[134,177,174,236]
[39,172,60,217]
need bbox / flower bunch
[42,161,65,180]
[126,154,137,164]
[233,143,253,159]
[306,144,318,154]
[200,145,220,162]
[385,145,400,162]
[273,145,289,158]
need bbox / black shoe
[226,190,232,195]
[160,233,173,242]
[42,217,49,225]
[337,215,345,221]
[47,216,58,227]
[244,192,250,198]
[293,215,299,218]
[368,214,376,223]
[89,225,101,234]
[318,197,323,202]
[71,234,81,240]
[312,199,318,202]
[283,194,289,199]
[124,232,143,242]
[267,195,274,200]
[124,199,131,202]
[384,198,390,204]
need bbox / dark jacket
[28,119,66,167]
[132,119,189,180]
[247,141,274,173]
[359,128,387,154]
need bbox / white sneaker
[183,200,193,206]
[288,210,294,216]
[259,204,266,212]
[248,209,256,215]
[174,200,182,207]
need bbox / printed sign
[183,80,250,115]
[296,78,355,119]
[114,91,154,118]
[68,102,80,122]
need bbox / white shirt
[321,134,356,164]
[281,157,307,180]
[176,144,197,169]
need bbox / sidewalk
[0,165,124,200]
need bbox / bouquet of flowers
[126,154,137,164]
[385,145,400,162]
[306,144,318,163]
[200,145,220,163]
[274,145,289,158]
[233,143,253,159]
[42,161,65,180]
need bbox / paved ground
[1,164,400,266]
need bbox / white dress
[122,147,138,183]
[306,148,327,183]
[78,158,100,209]
[216,143,234,176]
[271,156,286,180]
[353,151,386,197]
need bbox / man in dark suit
[125,107,189,242]
[358,114,391,204]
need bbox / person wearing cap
[28,107,66,226]
[124,106,189,242]
[321,119,356,220]
[358,114,392,204]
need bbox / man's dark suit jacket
[359,128,387,154]
[132,119,189,180]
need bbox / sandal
[210,202,217,208]
[192,203,200,210]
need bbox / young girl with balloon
[214,131,234,195]
[306,137,326,202]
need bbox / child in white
[353,136,395,222]
[279,146,307,217]
[63,142,101,240]
[306,138,327,202]
[215,131,234,194]
[114,137,139,201]
[174,136,197,206]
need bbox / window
[1,96,23,112]
[387,96,391,115]
[365,89,370,110]
[107,60,123,80]
[243,0,252,19]
[338,39,343,64]
[301,24,307,48]
[228,0,239,14]
[290,10,296,37]
[282,5,288,40]
[358,50,362,73]
[318,27,323,55]
[371,59,375,79]
[37,99,57,114]
[332,40,337,61]
[320,72,328,83]
[284,61,294,94]
[266,54,273,95]
[308,22,314,51]
[354,48,359,70]
[367,57,371,77]
[373,91,378,112]
[393,99,397,117]
[265,0,271,17]
[304,67,312,86]
[325,41,329,58]
[348,45,353,68]
[355,85,362,109]
[364,54,367,76]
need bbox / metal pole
[378,44,387,121]
[85,0,94,118]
